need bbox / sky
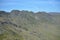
[0,0,60,12]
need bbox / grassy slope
[0,10,60,40]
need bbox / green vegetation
[0,10,60,40]
[0,31,24,40]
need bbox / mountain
[0,10,60,40]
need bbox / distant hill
[0,10,60,40]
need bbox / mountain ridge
[0,10,60,40]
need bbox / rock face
[0,10,60,40]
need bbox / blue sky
[0,0,60,12]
